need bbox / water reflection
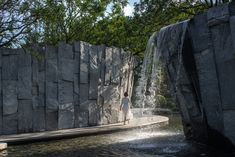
[5,115,235,157]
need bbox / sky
[124,0,139,16]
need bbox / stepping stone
[0,143,7,151]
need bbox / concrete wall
[0,41,136,135]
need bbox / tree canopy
[0,0,231,57]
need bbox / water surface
[2,115,234,157]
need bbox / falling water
[133,29,166,114]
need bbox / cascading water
[133,31,162,114]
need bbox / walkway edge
[0,116,168,145]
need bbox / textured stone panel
[74,74,79,106]
[0,97,2,134]
[111,48,121,84]
[45,45,57,59]
[74,42,80,53]
[18,100,33,133]
[88,100,98,126]
[46,82,58,110]
[58,80,73,105]
[105,47,112,85]
[33,109,46,132]
[78,110,89,127]
[2,55,18,80]
[80,42,89,83]
[58,43,73,59]
[58,103,74,129]
[18,67,32,99]
[46,59,58,82]
[59,59,74,82]
[207,4,229,26]
[230,16,235,50]
[223,110,235,145]
[80,84,89,109]
[74,105,79,127]
[97,46,105,84]
[189,13,209,53]
[2,80,18,115]
[46,110,58,131]
[2,113,18,135]
[18,51,31,67]
[74,53,80,74]
[89,46,99,99]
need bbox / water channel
[1,115,233,157]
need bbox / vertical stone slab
[111,48,121,84]
[33,109,45,132]
[18,100,33,133]
[74,74,79,106]
[18,67,32,99]
[45,45,58,83]
[80,42,89,84]
[80,84,89,109]
[2,80,18,115]
[88,100,98,126]
[223,110,235,145]
[58,80,73,105]
[78,110,88,127]
[58,43,73,59]
[46,110,58,131]
[230,16,235,51]
[105,47,112,85]
[89,46,99,99]
[46,82,58,110]
[97,45,105,84]
[0,95,2,135]
[2,113,18,134]
[58,103,74,129]
[58,59,74,82]
[2,55,18,80]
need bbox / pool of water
[2,115,234,157]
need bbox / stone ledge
[0,143,7,151]
[0,116,168,145]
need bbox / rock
[88,100,98,125]
[46,110,58,131]
[79,84,89,109]
[58,80,73,105]
[17,51,31,67]
[74,42,80,53]
[18,67,32,99]
[89,46,99,99]
[207,4,229,26]
[230,16,235,50]
[45,45,57,59]
[33,109,46,132]
[46,82,58,110]
[223,110,235,145]
[2,113,18,134]
[105,47,112,85]
[2,55,18,80]
[58,103,74,129]
[78,110,89,127]
[80,42,89,84]
[0,143,7,151]
[18,100,33,133]
[59,59,74,82]
[58,43,73,59]
[46,59,58,82]
[0,97,2,135]
[2,80,18,115]
[74,53,80,74]
[111,48,121,84]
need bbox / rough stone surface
[2,81,18,115]
[0,41,135,135]
[18,100,33,133]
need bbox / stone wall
[0,42,136,135]
[146,2,235,147]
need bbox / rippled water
[2,115,234,157]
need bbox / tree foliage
[0,0,231,57]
